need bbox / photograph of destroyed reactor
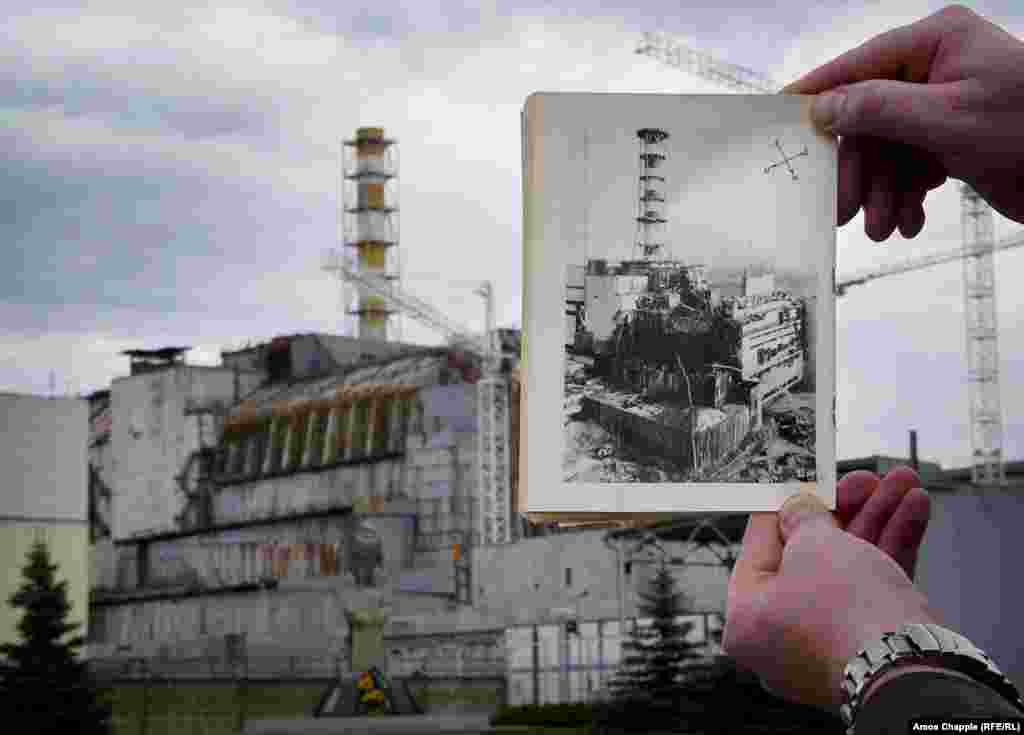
[564,126,815,484]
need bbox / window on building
[334,404,352,462]
[230,439,248,475]
[268,416,288,473]
[565,567,573,587]
[350,399,370,460]
[624,561,632,577]
[243,437,259,476]
[398,395,415,447]
[371,397,391,456]
[252,419,270,474]
[286,410,308,469]
[309,408,329,468]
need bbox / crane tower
[961,184,1005,484]
[342,127,399,341]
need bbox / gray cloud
[1,0,1023,471]
[0,59,284,142]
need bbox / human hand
[722,468,939,712]
[783,5,1024,239]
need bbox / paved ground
[245,713,496,735]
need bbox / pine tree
[598,558,708,733]
[0,539,112,735]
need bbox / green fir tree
[0,539,112,735]
[597,558,709,733]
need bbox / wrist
[860,659,975,706]
[840,622,1024,733]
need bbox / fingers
[781,7,961,95]
[778,492,839,543]
[863,138,899,241]
[838,137,947,239]
[876,485,930,580]
[895,143,946,238]
[837,136,867,227]
[845,465,920,544]
[898,189,927,239]
[729,512,783,598]
[836,470,880,528]
[811,78,966,155]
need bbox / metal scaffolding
[961,184,1005,485]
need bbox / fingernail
[779,493,830,539]
[811,90,844,134]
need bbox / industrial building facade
[88,337,493,652]
[80,332,737,705]
[72,332,1024,704]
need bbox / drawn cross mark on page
[763,138,808,181]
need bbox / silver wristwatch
[841,622,1024,735]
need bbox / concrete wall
[89,439,114,539]
[916,487,1024,689]
[88,394,114,539]
[214,461,407,524]
[89,582,455,655]
[584,275,646,343]
[581,397,749,472]
[111,366,254,540]
[91,537,120,591]
[744,272,775,297]
[0,394,88,520]
[90,365,516,657]
[316,334,419,369]
[472,529,734,627]
[92,587,348,648]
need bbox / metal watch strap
[840,622,1024,735]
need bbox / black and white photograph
[521,93,836,513]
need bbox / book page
[520,92,836,514]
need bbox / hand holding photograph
[520,92,836,514]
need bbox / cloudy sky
[545,93,832,279]
[3,0,1023,470]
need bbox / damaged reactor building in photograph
[564,127,815,484]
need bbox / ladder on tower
[961,184,1005,484]
[477,374,511,546]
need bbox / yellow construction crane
[636,30,1012,484]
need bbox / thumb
[779,493,839,543]
[809,79,962,152]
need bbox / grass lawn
[106,682,325,734]
[105,681,502,734]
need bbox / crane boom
[837,230,1024,295]
[324,250,496,360]
[636,31,778,93]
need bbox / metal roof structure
[230,348,451,414]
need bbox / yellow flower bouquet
[357,669,389,715]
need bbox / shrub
[490,702,595,727]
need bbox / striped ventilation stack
[343,127,399,341]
